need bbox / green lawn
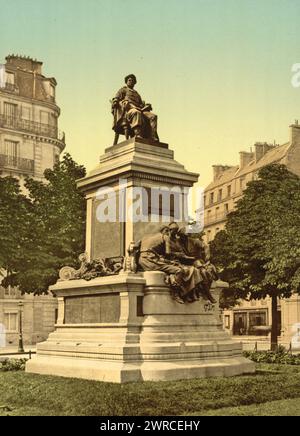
[189,398,300,416]
[0,364,300,416]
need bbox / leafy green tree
[0,177,32,286]
[210,164,300,350]
[0,153,86,294]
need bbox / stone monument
[26,75,254,382]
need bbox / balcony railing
[1,83,56,104]
[0,114,65,143]
[205,211,228,225]
[0,154,34,173]
[1,82,19,93]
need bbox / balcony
[0,154,34,173]
[0,82,19,93]
[205,211,228,225]
[0,114,65,143]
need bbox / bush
[243,349,300,365]
[0,358,27,372]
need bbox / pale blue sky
[1,0,300,186]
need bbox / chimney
[5,55,43,74]
[239,151,254,169]
[289,120,300,145]
[212,165,233,181]
[254,142,275,162]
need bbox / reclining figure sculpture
[59,223,218,304]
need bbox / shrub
[243,350,300,365]
[0,358,27,372]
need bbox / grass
[189,398,300,416]
[0,364,300,416]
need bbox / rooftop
[205,131,294,191]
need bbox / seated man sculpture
[111,74,159,144]
[138,223,218,304]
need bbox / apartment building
[204,122,300,341]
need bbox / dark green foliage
[0,358,27,372]
[0,153,86,294]
[243,349,300,365]
[0,177,32,286]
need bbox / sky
[1,0,300,188]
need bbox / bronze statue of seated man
[111,74,159,144]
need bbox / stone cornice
[0,127,65,151]
[0,89,60,114]
[77,169,197,195]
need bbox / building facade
[204,123,300,341]
[0,55,65,346]
[0,55,65,182]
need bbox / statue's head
[159,225,169,236]
[168,222,179,237]
[125,74,137,88]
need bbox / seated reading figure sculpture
[138,222,218,304]
[111,74,159,144]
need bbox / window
[207,230,211,242]
[215,206,220,218]
[50,85,55,98]
[249,311,267,328]
[4,312,18,332]
[227,185,231,197]
[1,140,19,166]
[218,189,222,201]
[210,192,214,204]
[5,72,15,85]
[50,113,57,127]
[40,110,49,125]
[4,102,17,119]
[4,285,16,297]
[21,106,31,120]
[207,210,211,223]
[233,312,247,335]
[224,203,229,214]
[203,195,206,207]
[240,177,246,190]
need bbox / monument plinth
[26,271,254,382]
[77,137,199,261]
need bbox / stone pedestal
[76,138,199,260]
[26,272,255,382]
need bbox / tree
[0,177,32,286]
[209,230,241,310]
[0,153,86,294]
[210,164,300,350]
